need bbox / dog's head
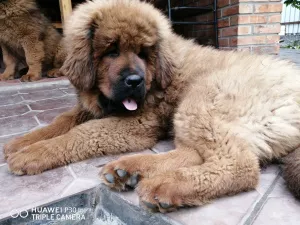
[61,0,174,114]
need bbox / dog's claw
[143,201,157,209]
[159,202,172,209]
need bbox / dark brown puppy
[4,0,300,213]
[0,0,66,81]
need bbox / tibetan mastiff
[4,0,300,213]
[0,0,65,81]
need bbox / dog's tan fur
[4,0,300,212]
[0,0,65,81]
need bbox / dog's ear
[155,44,174,89]
[61,3,101,91]
[61,25,95,91]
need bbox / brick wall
[169,0,282,54]
[218,0,282,54]
[172,0,216,46]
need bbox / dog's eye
[138,48,149,60]
[104,46,119,58]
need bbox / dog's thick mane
[62,0,177,108]
[64,0,172,51]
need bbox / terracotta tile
[21,89,66,101]
[0,94,23,106]
[36,107,73,124]
[0,165,74,219]
[29,96,77,111]
[0,114,39,136]
[0,104,29,118]
[152,140,175,153]
[253,197,300,225]
[168,191,259,225]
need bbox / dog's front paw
[137,175,188,213]
[0,73,14,81]
[3,136,31,159]
[20,73,41,82]
[7,141,62,175]
[47,68,64,78]
[100,156,144,191]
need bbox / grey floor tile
[117,191,140,206]
[0,165,74,219]
[0,94,23,106]
[168,191,259,225]
[20,89,66,101]
[36,107,73,124]
[17,85,58,94]
[0,114,39,136]
[60,178,100,198]
[61,88,76,95]
[29,96,77,111]
[0,90,18,97]
[268,176,294,198]
[0,104,29,118]
[253,197,300,225]
[256,165,280,195]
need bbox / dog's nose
[125,75,144,88]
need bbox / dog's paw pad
[126,174,140,188]
[104,173,115,184]
[116,169,127,178]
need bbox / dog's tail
[282,147,300,198]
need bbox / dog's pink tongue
[122,98,137,111]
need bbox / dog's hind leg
[46,39,66,78]
[282,147,300,198]
[0,45,18,80]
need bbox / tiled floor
[0,49,300,224]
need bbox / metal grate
[281,1,300,34]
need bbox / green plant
[284,0,300,9]
[283,40,300,49]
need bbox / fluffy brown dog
[4,0,300,213]
[0,0,65,81]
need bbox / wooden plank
[52,22,63,29]
[59,0,72,26]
